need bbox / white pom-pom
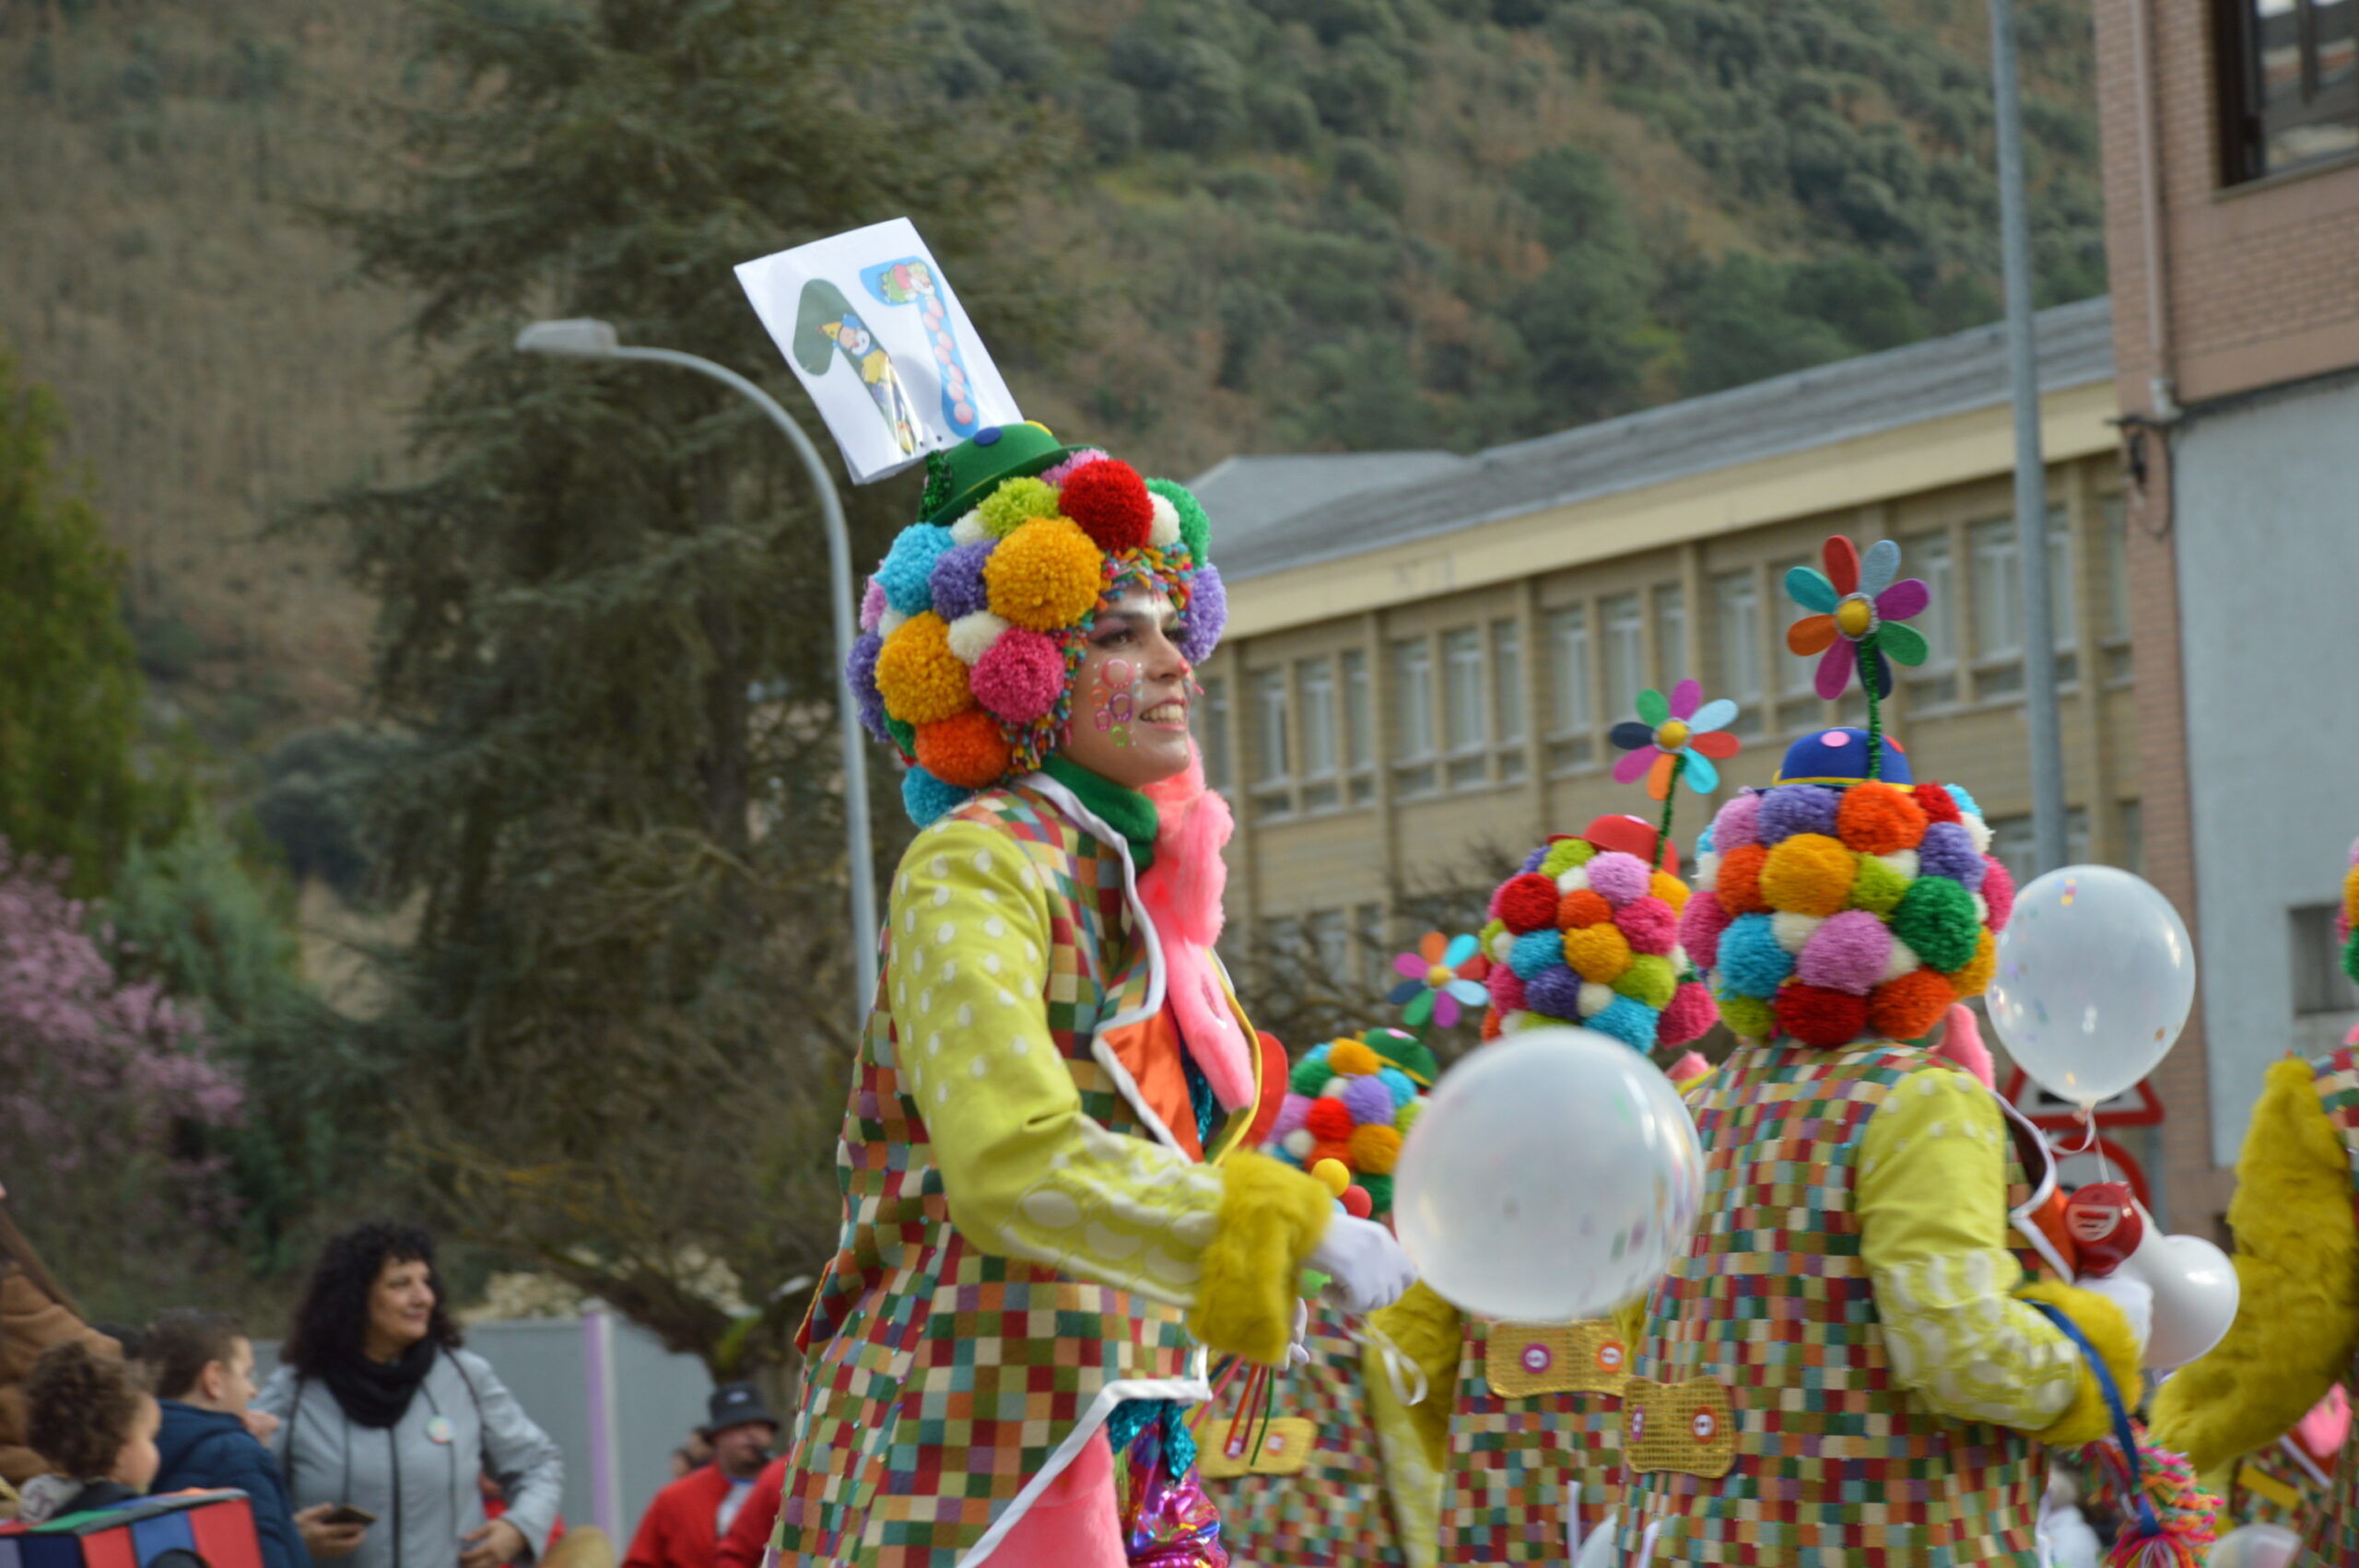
[949,510,988,546]
[880,608,910,639]
[1556,866,1591,895]
[1500,1010,1532,1035]
[1964,813,1993,854]
[1578,982,1616,1019]
[1876,848,1919,883]
[1881,938,1922,983]
[1490,930,1516,965]
[1282,1129,1315,1159]
[1147,493,1181,548]
[1971,893,1989,926]
[1772,912,1824,955]
[1320,1079,1350,1100]
[945,610,1010,665]
[1695,852,1720,894]
[1670,945,1690,974]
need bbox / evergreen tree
[315,0,1044,1370]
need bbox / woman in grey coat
[256,1223,562,1568]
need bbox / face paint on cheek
[1090,658,1142,746]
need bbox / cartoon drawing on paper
[860,257,982,440]
[792,279,917,457]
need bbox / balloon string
[2067,1107,2100,1156]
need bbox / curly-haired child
[17,1340,159,1524]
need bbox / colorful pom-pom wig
[845,422,1224,822]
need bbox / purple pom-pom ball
[1916,821,1987,891]
[1520,845,1550,874]
[1524,964,1586,1022]
[1339,1074,1396,1127]
[860,578,886,633]
[847,630,888,742]
[1270,1093,1314,1142]
[1758,784,1841,844]
[1711,790,1765,850]
[1175,565,1226,665]
[928,541,994,624]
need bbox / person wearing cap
[776,427,1414,1568]
[1602,713,2150,1565]
[621,1384,775,1568]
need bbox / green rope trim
[1861,637,1884,782]
[1656,753,1685,853]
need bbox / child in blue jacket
[145,1310,335,1568]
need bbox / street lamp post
[517,319,880,1007]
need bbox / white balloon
[1989,865,2196,1106]
[2206,1524,2299,1568]
[1393,1026,1705,1322]
[2124,1231,2238,1371]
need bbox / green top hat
[918,423,1081,524]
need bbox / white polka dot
[957,1003,974,1027]
[970,1057,989,1078]
[921,989,933,1012]
[1026,942,1040,964]
[1011,1037,1031,1055]
[903,907,917,932]
[980,889,999,905]
[931,856,948,877]
[942,961,958,981]
[936,922,957,945]
[985,954,1003,975]
[935,1084,949,1104]
[986,917,1005,938]
[974,851,994,873]
[1020,865,1039,889]
[933,886,950,907]
[910,946,927,972]
[1020,1189,1083,1229]
[998,989,1015,1007]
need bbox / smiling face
[364,1254,437,1361]
[1059,586,1195,790]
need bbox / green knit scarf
[1041,755,1157,874]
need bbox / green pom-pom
[1613,954,1678,1009]
[1356,1172,1394,1216]
[1394,1099,1423,1135]
[885,714,916,757]
[1849,853,1910,916]
[1890,874,1980,972]
[1289,1056,1336,1096]
[1298,1268,1331,1297]
[979,476,1061,539]
[920,450,954,519]
[1148,477,1211,564]
[1718,990,1775,1038]
[2344,928,2359,987]
[1542,838,1597,878]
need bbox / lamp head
[515,319,621,357]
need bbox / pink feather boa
[1138,755,1255,1113]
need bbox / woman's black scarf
[323,1336,437,1429]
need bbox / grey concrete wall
[2174,371,2359,1164]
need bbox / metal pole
[603,345,881,1006]
[1989,0,2070,874]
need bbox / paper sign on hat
[735,217,1020,483]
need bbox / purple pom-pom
[928,541,994,624]
[1520,845,1550,874]
[860,578,886,633]
[1339,1074,1396,1127]
[1711,790,1764,850]
[1524,964,1586,1021]
[1916,821,1987,891]
[1758,784,1841,844]
[1797,910,1893,997]
[1585,850,1651,907]
[1175,566,1226,664]
[1270,1093,1313,1142]
[847,630,888,742]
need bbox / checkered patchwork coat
[773,778,1300,1568]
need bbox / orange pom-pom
[914,708,1012,788]
[1948,927,1998,999]
[1558,890,1614,930]
[1649,871,1691,915]
[1481,1009,1504,1041]
[1759,834,1856,918]
[1348,1123,1403,1175]
[874,613,973,725]
[1836,783,1930,856]
[1869,969,1956,1041]
[985,516,1105,632]
[1716,843,1770,914]
[1326,1039,1380,1077]
[1563,922,1633,983]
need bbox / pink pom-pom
[1666,1048,1712,1085]
[1613,895,1678,955]
[1487,965,1528,1013]
[1935,1002,1994,1087]
[1660,982,1718,1047]
[1585,849,1651,907]
[860,578,886,633]
[1797,910,1894,997]
[1039,448,1109,486]
[1679,891,1733,971]
[969,627,1066,724]
[1980,855,2016,930]
[1270,1093,1314,1142]
[1711,791,1764,850]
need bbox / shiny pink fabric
[994,1429,1125,1567]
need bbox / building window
[1710,571,1763,735]
[2047,508,2078,685]
[1391,638,1438,798]
[1298,657,1340,814]
[1989,808,2091,885]
[1602,592,1644,720]
[2102,497,2134,685]
[1653,585,1688,692]
[1251,668,1292,822]
[1969,518,2025,696]
[1309,908,1351,985]
[1355,904,1390,993]
[2293,904,2359,1015]
[1198,676,1231,792]
[2219,0,2359,184]
[1772,557,1822,733]
[1342,649,1375,805]
[1545,606,1594,773]
[2118,799,2144,877]
[1907,534,1961,710]
[1442,627,1488,790]
[1493,619,1528,782]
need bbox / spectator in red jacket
[713,1456,783,1568]
[621,1386,775,1568]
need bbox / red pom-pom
[1341,1185,1374,1220]
[1716,843,1770,915]
[1679,891,1732,971]
[1612,895,1678,955]
[1305,1098,1356,1142]
[1494,872,1562,933]
[1980,855,2016,930]
[1775,983,1870,1047]
[1557,889,1614,930]
[1913,782,1963,825]
[1836,783,1929,856]
[1660,980,1718,1046]
[1058,459,1154,552]
[1868,969,1956,1041]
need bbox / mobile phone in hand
[320,1505,378,1527]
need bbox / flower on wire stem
[1388,931,1491,1029]
[1609,679,1742,800]
[1784,535,1931,699]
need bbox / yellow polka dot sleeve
[889,819,1327,1359]
[1856,1065,2094,1433]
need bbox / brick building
[2092,0,2359,1225]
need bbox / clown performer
[2149,842,2359,1560]
[1197,1025,1445,1568]
[773,423,1416,1568]
[1604,534,2154,1566]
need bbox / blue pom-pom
[1520,845,1550,874]
[1377,1067,1416,1107]
[877,524,957,616]
[901,766,972,825]
[1508,930,1566,980]
[1696,821,1717,856]
[1306,1040,1332,1063]
[1944,782,1983,820]
[1586,995,1661,1050]
[1716,913,1793,999]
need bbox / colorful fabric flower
[1784,535,1931,698]
[1609,678,1743,798]
[1388,931,1492,1028]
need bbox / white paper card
[735,217,1019,484]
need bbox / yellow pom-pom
[1348,1123,1403,1176]
[978,476,1062,539]
[1719,992,1775,1038]
[1563,921,1633,984]
[874,612,973,725]
[1326,1038,1380,1078]
[1649,870,1691,915]
[2344,862,2359,930]
[1949,926,1998,999]
[1310,1158,1352,1197]
[1759,833,1857,918]
[986,516,1105,632]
